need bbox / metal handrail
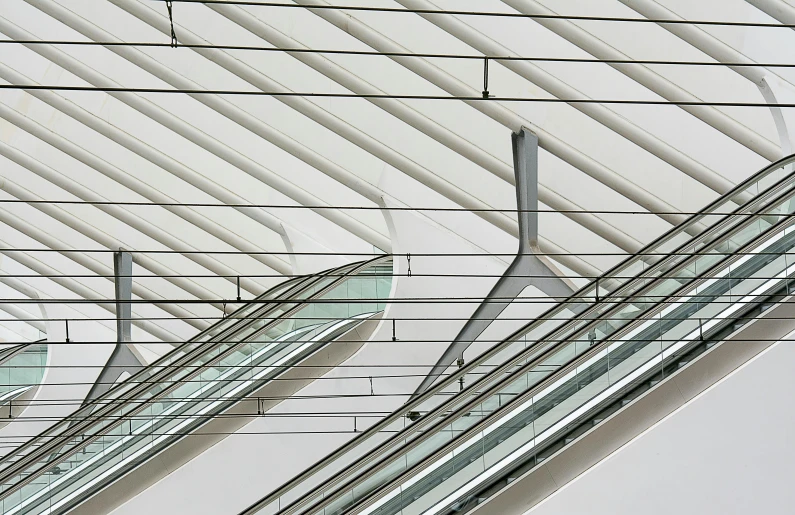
[0,256,389,497]
[0,271,326,476]
[290,168,795,515]
[239,154,795,515]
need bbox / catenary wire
[2,84,795,106]
[7,197,795,216]
[154,0,795,29]
[3,249,795,256]
[3,334,794,345]
[1,272,793,280]
[4,296,795,304]
[3,39,795,68]
[2,313,795,324]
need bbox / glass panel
[0,258,393,514]
[316,218,795,515]
[276,158,795,515]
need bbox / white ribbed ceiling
[1,0,793,350]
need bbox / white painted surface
[0,305,115,457]
[109,200,520,515]
[525,336,795,515]
[0,0,794,512]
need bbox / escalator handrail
[238,154,795,515]
[0,269,329,474]
[13,314,384,515]
[296,177,795,515]
[0,256,390,493]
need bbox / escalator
[238,154,795,515]
[0,256,393,515]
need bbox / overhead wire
[1,84,794,106]
[4,313,795,324]
[4,271,795,279]
[3,332,795,344]
[0,2,791,443]
[5,296,795,305]
[2,39,795,68]
[153,0,795,29]
[3,249,795,257]
[7,197,795,216]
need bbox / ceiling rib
[118,0,639,254]
[0,64,303,276]
[0,304,46,334]
[195,1,642,253]
[0,100,291,277]
[504,0,781,161]
[399,0,736,195]
[0,176,226,312]
[0,16,391,255]
[293,0,688,228]
[25,0,607,278]
[56,0,530,254]
[20,0,392,253]
[0,238,181,342]
[0,208,207,330]
[0,136,264,298]
[747,0,795,27]
[0,276,47,333]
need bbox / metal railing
[238,154,795,515]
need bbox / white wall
[108,200,524,515]
[525,335,795,515]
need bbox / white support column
[83,250,144,402]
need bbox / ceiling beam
[504,0,781,161]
